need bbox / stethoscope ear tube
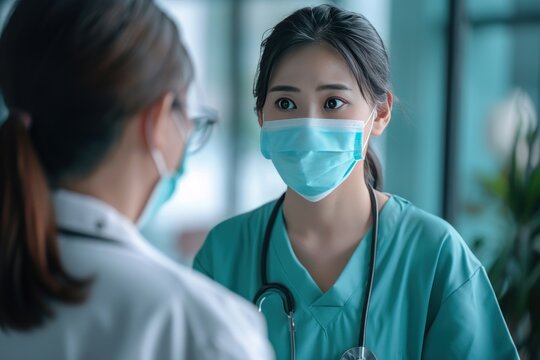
[358,184,378,349]
[260,193,286,285]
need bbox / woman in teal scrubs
[194,5,519,359]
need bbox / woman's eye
[324,98,345,110]
[275,98,297,110]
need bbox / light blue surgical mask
[260,108,376,202]
[137,116,189,229]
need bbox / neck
[61,124,157,223]
[282,164,372,244]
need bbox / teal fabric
[193,195,519,359]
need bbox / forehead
[268,42,360,90]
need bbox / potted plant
[479,90,539,358]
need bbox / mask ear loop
[362,106,378,155]
[145,115,170,177]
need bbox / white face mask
[260,108,376,202]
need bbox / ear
[140,92,176,151]
[371,92,393,137]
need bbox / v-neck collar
[268,195,399,327]
[270,209,372,307]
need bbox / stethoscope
[253,184,379,360]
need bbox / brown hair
[0,0,193,331]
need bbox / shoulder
[150,251,274,358]
[63,240,272,358]
[210,199,278,241]
[380,195,491,332]
[387,195,461,241]
[384,194,482,295]
[193,199,278,278]
[387,195,476,260]
[61,237,228,309]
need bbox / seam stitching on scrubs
[439,266,482,307]
[306,307,331,333]
[309,280,366,335]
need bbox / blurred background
[0,0,539,354]
[143,0,538,272]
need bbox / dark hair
[0,0,193,331]
[253,4,390,189]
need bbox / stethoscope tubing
[358,184,378,348]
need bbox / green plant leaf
[486,94,540,356]
[528,256,540,356]
[488,242,513,297]
[480,174,508,200]
[534,235,540,253]
[526,261,540,293]
[508,121,523,223]
[526,163,540,219]
[471,236,484,253]
[524,120,540,220]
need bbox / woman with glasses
[193,4,518,360]
[0,0,273,359]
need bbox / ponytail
[364,145,383,191]
[0,113,90,331]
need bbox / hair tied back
[8,109,32,130]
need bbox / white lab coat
[0,190,274,360]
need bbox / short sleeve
[422,267,519,359]
[192,252,212,278]
[192,230,215,279]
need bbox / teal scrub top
[193,195,519,359]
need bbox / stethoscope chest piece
[340,347,377,360]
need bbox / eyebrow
[316,83,352,91]
[268,85,300,93]
[268,83,352,93]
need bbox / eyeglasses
[186,104,217,154]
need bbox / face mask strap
[362,106,378,154]
[151,148,169,177]
[145,116,170,177]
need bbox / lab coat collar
[53,189,144,249]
